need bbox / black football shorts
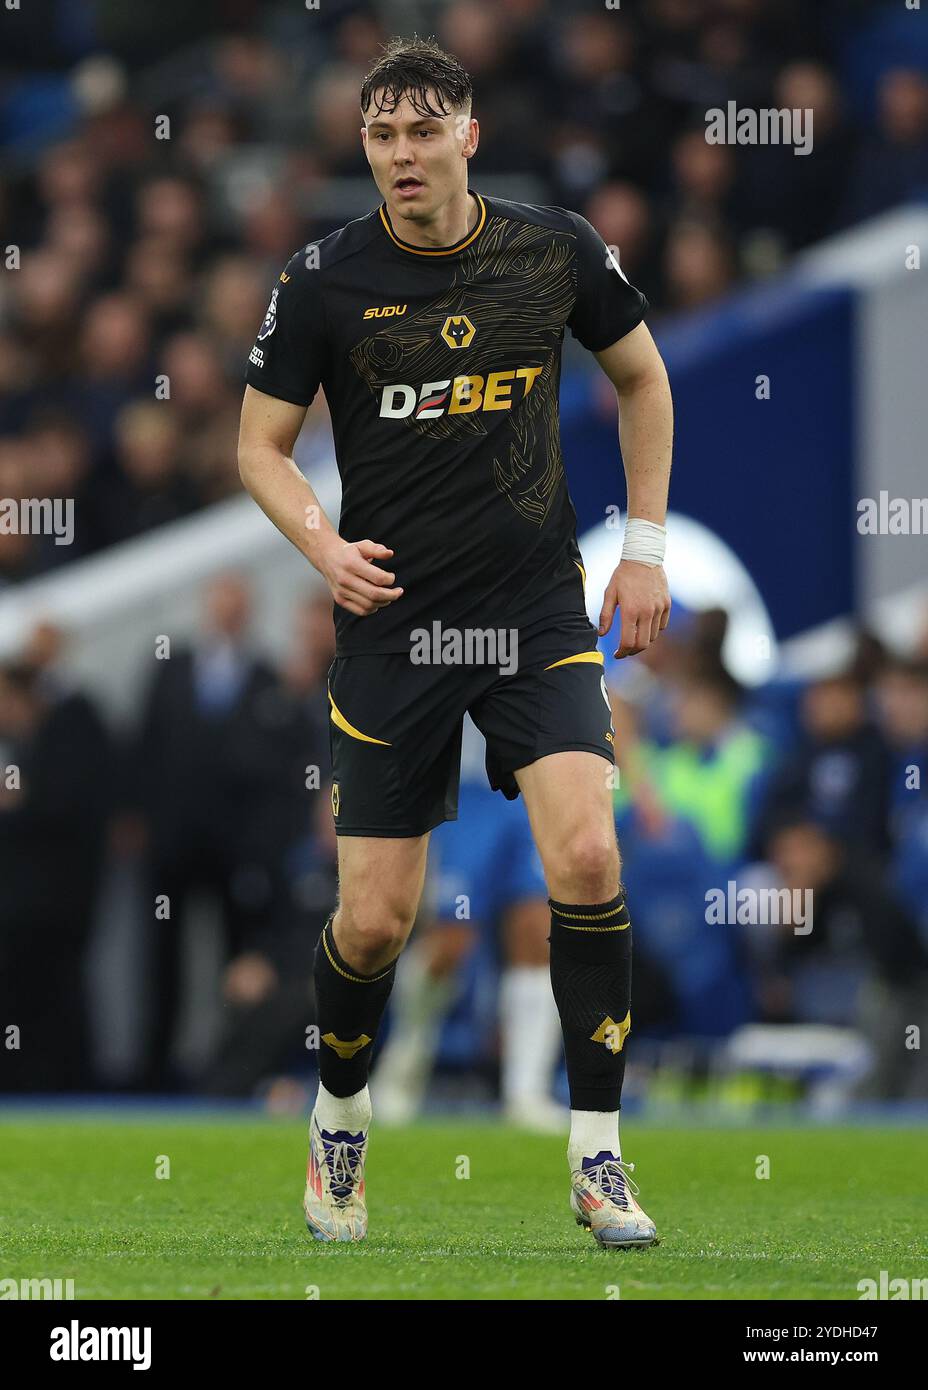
[327,611,615,837]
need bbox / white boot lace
[320,1137,365,1205]
[588,1158,640,1209]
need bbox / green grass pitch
[2,1115,926,1300]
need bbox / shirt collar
[379,190,487,257]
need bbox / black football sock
[313,917,398,1098]
[548,888,632,1113]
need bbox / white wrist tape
[621,517,666,567]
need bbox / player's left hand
[598,559,671,658]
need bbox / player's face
[361,89,476,226]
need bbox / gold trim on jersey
[379,192,487,256]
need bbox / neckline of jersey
[378,191,487,257]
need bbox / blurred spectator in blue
[875,657,928,943]
[759,668,892,867]
[875,657,928,820]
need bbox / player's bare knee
[334,901,413,972]
[552,830,620,902]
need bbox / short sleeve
[566,211,649,352]
[244,248,328,406]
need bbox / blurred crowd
[606,606,928,1100]
[1,573,926,1102]
[3,0,928,585]
[0,576,337,1096]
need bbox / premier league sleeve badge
[257,285,279,341]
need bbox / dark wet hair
[360,36,473,119]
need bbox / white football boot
[570,1153,659,1248]
[303,1112,368,1242]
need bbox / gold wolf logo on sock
[591,1012,631,1054]
[322,1033,372,1060]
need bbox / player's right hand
[321,538,404,617]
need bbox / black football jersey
[245,190,648,656]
